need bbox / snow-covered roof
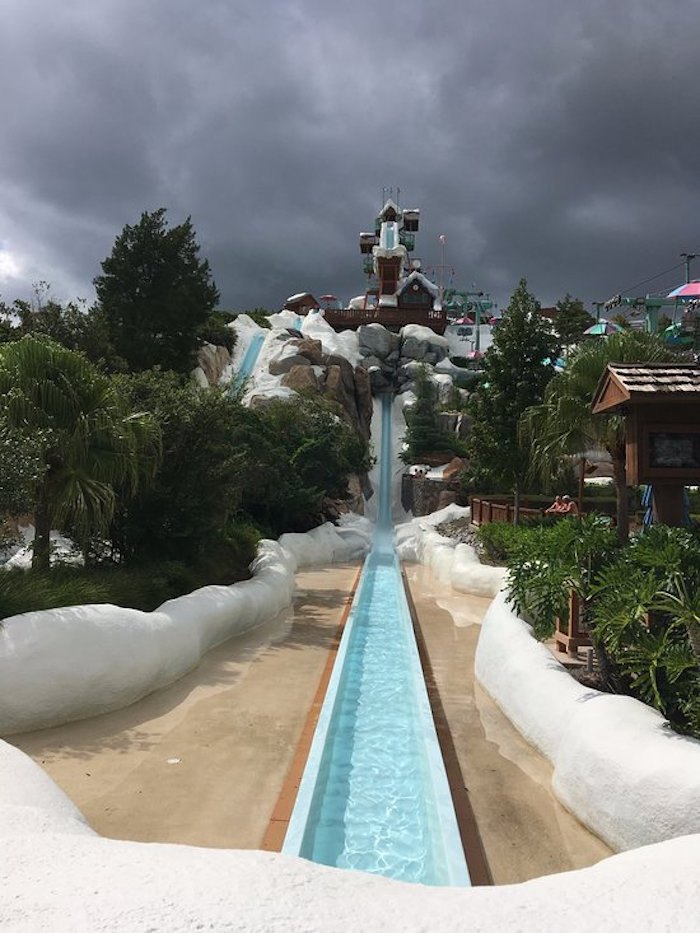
[285,292,312,303]
[397,270,439,298]
[378,198,400,219]
[378,294,398,308]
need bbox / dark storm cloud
[1,0,699,312]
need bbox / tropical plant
[506,514,617,642]
[520,330,676,542]
[591,526,700,734]
[0,336,160,569]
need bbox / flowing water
[283,394,469,885]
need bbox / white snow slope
[475,590,700,852]
[1,735,699,931]
[0,516,371,736]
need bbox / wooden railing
[470,496,545,526]
[323,306,447,334]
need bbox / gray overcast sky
[1,0,699,314]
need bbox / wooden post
[554,591,591,656]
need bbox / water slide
[229,331,265,395]
[283,394,469,886]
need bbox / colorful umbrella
[666,280,700,299]
[583,321,623,336]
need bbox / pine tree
[94,209,220,373]
[465,279,559,520]
[401,366,463,463]
[554,293,593,346]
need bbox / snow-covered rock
[475,591,700,851]
[0,517,372,736]
[358,322,395,359]
[400,323,449,362]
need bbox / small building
[283,292,320,315]
[592,362,700,524]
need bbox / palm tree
[520,331,675,543]
[0,335,160,569]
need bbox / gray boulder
[269,353,310,376]
[358,323,393,359]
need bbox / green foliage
[1,287,124,370]
[506,515,618,640]
[465,279,559,495]
[244,308,273,329]
[196,310,237,352]
[553,294,594,346]
[0,425,46,516]
[0,557,252,621]
[109,372,370,558]
[109,370,244,563]
[475,521,539,564]
[591,526,700,735]
[237,396,372,535]
[0,336,159,569]
[401,366,466,463]
[611,313,632,329]
[94,208,220,372]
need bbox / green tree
[520,330,675,542]
[110,370,247,562]
[12,295,122,370]
[237,396,371,534]
[0,336,159,569]
[554,293,594,346]
[401,365,464,463]
[465,278,559,520]
[94,208,220,372]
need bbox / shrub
[0,555,253,621]
[475,521,537,564]
[244,308,273,329]
[591,526,700,736]
[506,515,618,640]
[197,311,237,352]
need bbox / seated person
[560,495,579,515]
[545,495,564,513]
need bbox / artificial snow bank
[395,504,505,598]
[0,516,371,736]
[1,742,700,933]
[475,591,700,852]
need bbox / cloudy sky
[1,0,699,314]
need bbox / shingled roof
[592,362,700,413]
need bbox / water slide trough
[283,394,470,886]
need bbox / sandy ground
[9,564,359,849]
[404,562,612,883]
[10,558,611,883]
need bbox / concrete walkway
[9,564,359,850]
[404,562,612,884]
